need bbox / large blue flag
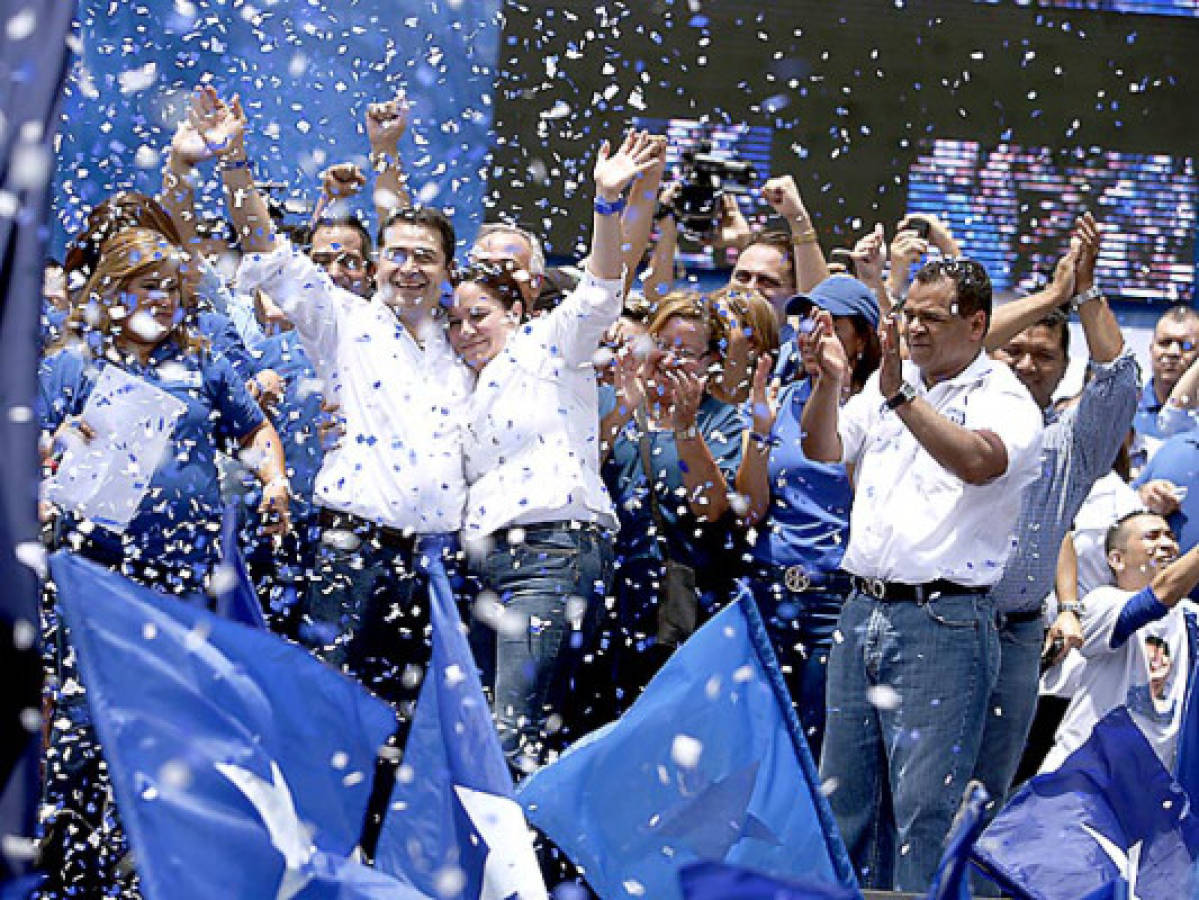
[0,0,75,879]
[679,860,860,899]
[972,706,1199,900]
[51,550,431,899]
[517,592,857,900]
[926,782,990,900]
[374,540,546,899]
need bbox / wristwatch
[884,382,917,411]
[1059,600,1084,618]
[674,424,701,442]
[1067,285,1102,314]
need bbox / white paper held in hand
[46,366,187,533]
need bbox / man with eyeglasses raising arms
[202,87,471,725]
[801,257,1044,893]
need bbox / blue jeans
[300,520,424,712]
[969,613,1044,895]
[819,588,999,893]
[474,522,613,772]
[744,575,842,759]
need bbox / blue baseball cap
[785,274,881,329]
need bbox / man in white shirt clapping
[801,257,1044,893]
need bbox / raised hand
[320,162,367,200]
[713,193,752,249]
[889,227,928,272]
[802,310,850,386]
[188,85,246,159]
[878,311,904,398]
[168,117,212,169]
[749,352,780,435]
[660,368,706,432]
[613,346,647,414]
[762,175,807,222]
[593,130,662,201]
[366,91,410,152]
[1072,212,1101,293]
[851,223,887,283]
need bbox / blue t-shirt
[38,344,265,572]
[746,378,852,575]
[601,386,744,581]
[197,309,257,383]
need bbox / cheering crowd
[34,81,1199,896]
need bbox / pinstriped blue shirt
[990,349,1140,614]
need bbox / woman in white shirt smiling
[447,131,660,771]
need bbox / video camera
[664,141,757,241]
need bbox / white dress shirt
[837,352,1044,586]
[461,270,622,539]
[237,240,471,533]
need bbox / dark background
[486,0,1198,302]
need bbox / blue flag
[214,503,268,630]
[374,540,546,899]
[972,706,1199,900]
[679,860,860,899]
[926,782,990,900]
[517,592,857,900]
[0,0,75,879]
[1174,614,1199,808]
[50,550,431,899]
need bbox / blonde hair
[709,285,780,354]
[60,228,207,357]
[647,290,726,353]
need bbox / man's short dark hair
[312,214,374,258]
[742,231,796,287]
[378,207,455,265]
[1105,510,1156,557]
[1035,308,1070,357]
[914,257,992,329]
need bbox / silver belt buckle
[863,577,886,600]
[783,565,811,593]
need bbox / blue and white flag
[51,551,430,899]
[972,706,1199,900]
[214,502,268,630]
[926,781,990,900]
[517,592,857,900]
[374,541,546,899]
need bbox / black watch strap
[885,381,917,411]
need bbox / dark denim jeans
[819,588,999,893]
[744,575,843,760]
[969,613,1045,896]
[299,521,424,713]
[473,522,614,773]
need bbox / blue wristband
[594,195,626,216]
[220,158,253,173]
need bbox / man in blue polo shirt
[970,214,1137,840]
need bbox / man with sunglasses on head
[801,256,1044,893]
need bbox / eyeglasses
[311,251,367,272]
[378,246,442,266]
[654,341,709,362]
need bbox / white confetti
[867,685,901,711]
[670,734,702,768]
